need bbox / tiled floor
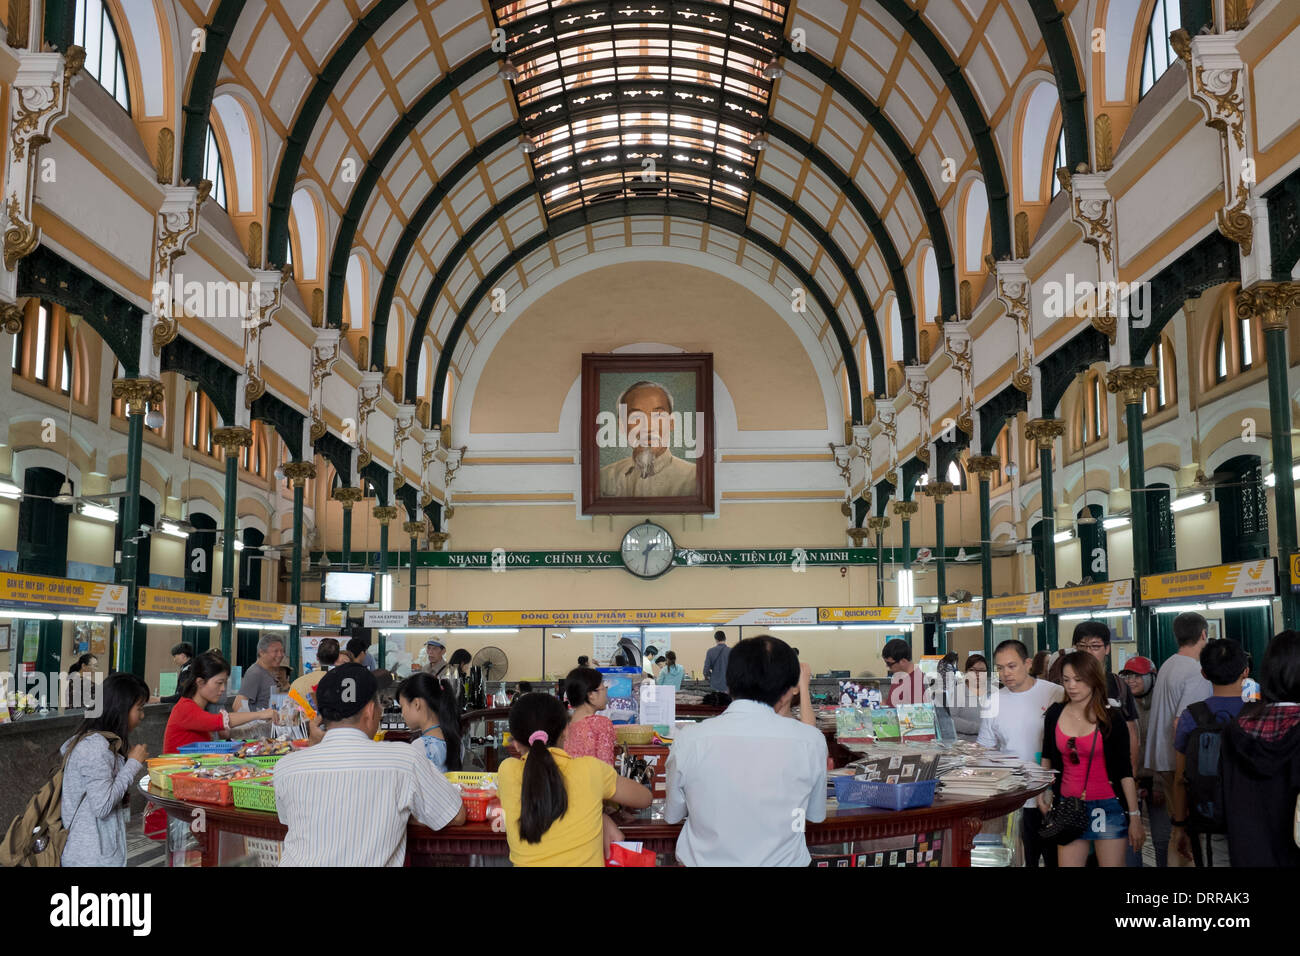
[125,813,166,867]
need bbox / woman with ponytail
[397,672,463,772]
[498,693,652,866]
[163,650,277,753]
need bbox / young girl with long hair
[498,693,652,867]
[1038,651,1144,866]
[397,672,463,773]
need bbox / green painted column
[1026,420,1065,651]
[404,521,422,610]
[374,505,398,668]
[212,426,252,660]
[893,498,919,653]
[110,379,163,677]
[1106,367,1159,660]
[334,488,362,569]
[925,482,955,655]
[285,462,315,675]
[968,456,1001,664]
[868,515,890,606]
[1239,285,1299,630]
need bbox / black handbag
[1039,728,1099,843]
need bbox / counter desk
[140,776,1047,868]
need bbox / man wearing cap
[273,663,466,866]
[1120,654,1159,866]
[424,638,449,679]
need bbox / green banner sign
[314,547,974,570]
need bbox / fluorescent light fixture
[159,521,188,538]
[0,479,21,499]
[945,621,984,629]
[137,617,184,626]
[840,624,907,631]
[1053,529,1075,544]
[645,627,714,633]
[182,619,221,628]
[233,539,245,551]
[1102,516,1131,531]
[1058,611,1132,621]
[381,573,393,612]
[57,613,114,622]
[771,625,836,631]
[378,627,449,636]
[1206,599,1273,610]
[1,609,57,620]
[897,568,915,608]
[80,503,119,522]
[1152,603,1208,614]
[570,627,622,633]
[991,616,1044,625]
[235,622,289,630]
[1263,465,1300,488]
[1170,492,1210,513]
[448,628,518,634]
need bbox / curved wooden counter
[140,777,1047,867]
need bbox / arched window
[203,125,228,209]
[13,300,87,402]
[185,391,219,456]
[240,423,269,478]
[1215,326,1228,382]
[75,0,131,112]
[1074,370,1107,447]
[344,254,368,333]
[992,426,1012,491]
[289,189,321,282]
[1051,126,1066,198]
[916,460,966,491]
[442,371,455,426]
[1143,336,1176,416]
[1239,309,1255,371]
[1140,0,1183,98]
[1206,294,1259,388]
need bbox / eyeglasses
[883,659,897,667]
[1075,642,1106,651]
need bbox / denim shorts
[1080,797,1129,841]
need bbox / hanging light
[498,59,519,81]
[54,480,76,506]
[518,137,537,154]
[762,60,784,79]
[144,405,164,430]
[748,134,767,152]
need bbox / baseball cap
[1120,655,1155,676]
[424,637,446,649]
[314,663,377,721]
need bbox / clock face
[621,522,676,579]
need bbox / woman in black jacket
[1038,651,1145,866]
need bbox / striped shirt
[273,727,463,866]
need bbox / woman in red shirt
[563,667,617,765]
[163,652,277,753]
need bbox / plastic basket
[616,725,655,746]
[170,772,235,805]
[146,755,194,771]
[246,754,284,768]
[147,764,194,793]
[177,740,241,754]
[460,788,498,823]
[230,779,278,812]
[445,772,498,789]
[833,777,938,811]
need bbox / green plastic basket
[230,778,277,812]
[246,754,283,768]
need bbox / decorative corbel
[308,328,341,442]
[903,366,931,465]
[242,269,285,409]
[2,47,85,305]
[149,183,211,366]
[876,402,899,486]
[392,403,415,490]
[992,260,1033,399]
[942,320,974,437]
[355,371,383,469]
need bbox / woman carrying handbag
[1037,651,1145,866]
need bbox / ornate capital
[372,505,399,524]
[0,301,22,334]
[866,516,891,533]
[429,531,450,551]
[1104,366,1159,406]
[1236,282,1300,332]
[921,481,955,502]
[966,455,1002,480]
[846,528,870,547]
[1024,418,1066,449]
[111,377,165,416]
[210,425,253,454]
[282,461,316,488]
[892,500,919,520]
[402,520,424,539]
[332,486,363,508]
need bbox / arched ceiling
[186,0,1088,426]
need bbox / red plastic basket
[460,788,498,823]
[169,771,235,806]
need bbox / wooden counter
[141,776,1047,867]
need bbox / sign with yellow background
[1291,554,1300,593]
[819,606,923,624]
[939,602,981,622]
[0,572,127,614]
[300,606,347,628]
[1049,580,1133,613]
[1139,559,1276,605]
[234,599,297,625]
[468,607,817,628]
[138,587,227,620]
[985,592,1045,619]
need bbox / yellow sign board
[985,592,1045,619]
[1139,559,1276,605]
[939,602,981,622]
[1050,580,1133,613]
[138,587,227,620]
[1291,554,1300,593]
[818,606,923,624]
[234,599,297,625]
[468,607,818,628]
[300,606,346,628]
[0,572,127,614]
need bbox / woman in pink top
[563,667,617,764]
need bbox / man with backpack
[1170,638,1248,867]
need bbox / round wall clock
[620,521,676,579]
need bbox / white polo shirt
[665,699,828,866]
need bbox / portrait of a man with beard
[598,380,697,497]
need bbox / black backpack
[1182,702,1230,834]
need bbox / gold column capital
[892,500,919,520]
[1104,366,1159,406]
[282,461,316,487]
[846,527,870,547]
[1236,282,1300,332]
[402,520,424,539]
[210,425,253,454]
[372,505,399,524]
[866,516,891,533]
[1024,418,1066,448]
[429,531,450,551]
[332,486,363,508]
[966,455,1002,480]
[921,481,955,502]
[111,377,165,416]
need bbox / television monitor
[323,571,375,603]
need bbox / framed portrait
[580,353,715,515]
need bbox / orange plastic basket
[460,788,498,823]
[169,771,235,805]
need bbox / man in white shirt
[274,663,465,866]
[978,639,1064,868]
[665,635,827,866]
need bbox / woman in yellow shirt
[498,693,652,867]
